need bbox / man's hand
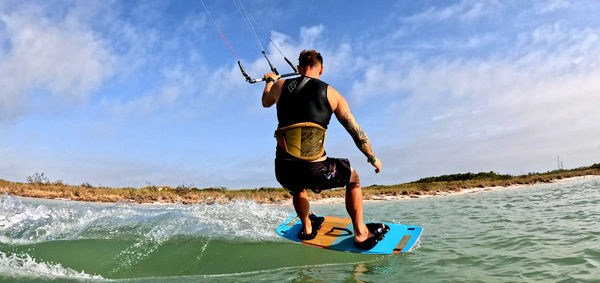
[370,158,382,174]
[264,73,281,83]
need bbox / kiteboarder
[262,50,387,250]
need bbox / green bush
[413,171,513,183]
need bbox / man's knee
[292,189,307,198]
[348,168,360,186]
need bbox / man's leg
[345,168,373,243]
[292,189,313,234]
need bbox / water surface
[1,177,599,282]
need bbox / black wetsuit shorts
[275,157,352,195]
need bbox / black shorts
[275,157,352,195]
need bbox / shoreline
[5,175,598,207]
[267,175,600,206]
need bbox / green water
[1,177,599,282]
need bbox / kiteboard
[276,214,423,255]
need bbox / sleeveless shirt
[276,76,332,159]
[277,76,332,129]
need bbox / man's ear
[319,65,323,76]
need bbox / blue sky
[1,0,600,189]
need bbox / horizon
[6,160,599,190]
[2,0,600,189]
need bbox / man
[262,50,386,250]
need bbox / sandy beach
[267,175,600,206]
[3,171,599,206]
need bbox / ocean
[1,177,599,282]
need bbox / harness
[274,122,326,161]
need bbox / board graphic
[276,214,423,255]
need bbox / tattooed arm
[329,86,382,173]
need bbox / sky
[1,0,600,189]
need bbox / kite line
[200,0,299,84]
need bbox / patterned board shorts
[275,157,352,195]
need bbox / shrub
[80,182,93,188]
[413,171,513,183]
[201,187,227,193]
[27,172,50,184]
[176,183,195,190]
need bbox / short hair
[298,49,323,67]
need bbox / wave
[0,251,103,280]
[0,192,290,245]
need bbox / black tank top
[277,76,332,129]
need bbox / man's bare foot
[304,224,312,235]
[354,224,387,243]
[298,213,324,241]
[354,224,376,243]
[303,211,317,234]
[354,223,389,250]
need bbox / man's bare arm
[331,88,381,173]
[262,73,282,108]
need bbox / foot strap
[328,227,353,236]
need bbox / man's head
[299,49,323,67]
[298,49,323,78]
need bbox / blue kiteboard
[276,214,423,255]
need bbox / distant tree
[413,171,513,183]
[26,172,50,184]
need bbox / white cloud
[347,23,600,179]
[260,25,351,78]
[401,0,500,25]
[299,24,325,47]
[266,26,359,82]
[109,59,249,118]
[535,0,571,14]
[0,5,115,121]
[389,33,499,53]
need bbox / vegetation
[1,163,599,205]
[413,171,513,183]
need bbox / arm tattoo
[340,109,375,161]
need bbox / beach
[2,173,598,207]
[272,175,600,206]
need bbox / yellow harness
[274,122,327,161]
